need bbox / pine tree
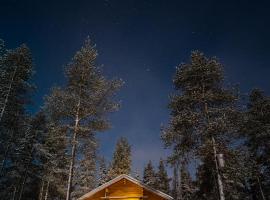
[195,152,217,200]
[171,162,195,200]
[44,37,122,200]
[171,166,179,200]
[143,160,157,188]
[40,121,69,200]
[162,51,239,200]
[195,146,250,200]
[98,156,108,185]
[0,42,34,174]
[0,42,34,123]
[180,165,194,200]
[0,41,35,199]
[72,136,98,199]
[240,89,270,199]
[0,39,8,121]
[16,113,48,200]
[133,169,141,181]
[0,113,47,200]
[156,159,170,194]
[107,137,131,179]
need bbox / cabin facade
[78,174,173,200]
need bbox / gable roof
[78,174,173,200]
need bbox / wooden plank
[108,179,143,197]
[100,196,148,199]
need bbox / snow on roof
[78,174,173,200]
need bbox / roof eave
[78,174,173,200]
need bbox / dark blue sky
[1,0,270,174]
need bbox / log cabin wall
[84,179,143,200]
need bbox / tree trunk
[17,147,34,200]
[176,163,182,200]
[39,179,45,200]
[44,181,50,200]
[212,136,225,200]
[203,94,225,200]
[66,91,81,200]
[0,143,10,176]
[0,65,17,123]
[66,130,77,200]
[17,166,29,200]
[11,186,17,200]
[256,176,266,200]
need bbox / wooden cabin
[78,174,173,200]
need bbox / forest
[0,37,269,200]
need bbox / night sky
[1,0,270,174]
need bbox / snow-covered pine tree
[15,113,48,200]
[72,136,98,199]
[162,51,239,200]
[0,41,35,199]
[0,42,34,173]
[240,89,270,199]
[40,120,69,200]
[0,42,34,123]
[171,162,195,200]
[98,156,108,185]
[179,165,194,200]
[156,159,170,194]
[107,137,131,179]
[44,37,122,200]
[143,160,157,188]
[171,166,179,200]
[133,169,141,181]
[0,39,7,121]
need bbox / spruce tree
[162,51,238,200]
[108,137,131,179]
[156,159,170,194]
[98,156,108,185]
[133,169,141,181]
[44,37,122,200]
[143,160,157,188]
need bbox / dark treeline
[0,38,269,200]
[0,38,128,200]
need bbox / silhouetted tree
[108,137,131,179]
[143,160,157,188]
[156,159,170,194]
[98,156,108,185]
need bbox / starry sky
[1,0,270,175]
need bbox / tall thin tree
[162,51,238,200]
[44,37,122,200]
[241,89,270,199]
